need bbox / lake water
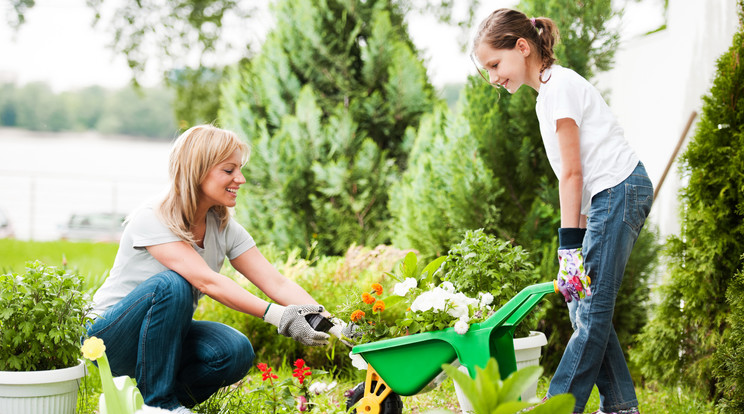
[0,128,173,240]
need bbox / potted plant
[0,260,93,414]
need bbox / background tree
[633,4,744,400]
[220,0,437,256]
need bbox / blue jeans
[86,270,255,409]
[547,162,653,413]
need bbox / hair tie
[530,17,536,27]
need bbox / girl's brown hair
[473,8,559,81]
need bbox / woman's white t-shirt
[91,206,256,316]
[536,65,639,214]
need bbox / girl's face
[199,149,246,209]
[474,39,535,93]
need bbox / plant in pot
[0,260,93,414]
[438,229,549,403]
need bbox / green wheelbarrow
[345,281,556,413]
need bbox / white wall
[596,0,739,239]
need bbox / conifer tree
[633,3,744,398]
[220,0,436,255]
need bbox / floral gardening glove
[264,304,330,346]
[554,228,592,302]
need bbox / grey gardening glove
[263,304,330,346]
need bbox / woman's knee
[225,333,255,382]
[150,270,194,311]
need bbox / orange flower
[371,283,383,295]
[350,310,365,322]
[372,300,386,313]
[362,292,375,304]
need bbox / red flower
[371,283,383,295]
[257,362,278,381]
[292,358,312,385]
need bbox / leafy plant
[0,260,93,371]
[253,359,328,413]
[439,229,539,337]
[433,358,575,414]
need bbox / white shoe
[171,407,195,414]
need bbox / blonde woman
[88,125,338,413]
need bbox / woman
[87,125,338,413]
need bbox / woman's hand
[264,304,330,346]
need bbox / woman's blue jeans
[86,270,255,409]
[547,162,653,413]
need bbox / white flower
[309,380,337,395]
[463,252,477,260]
[411,288,448,312]
[349,352,368,370]
[440,281,456,293]
[393,277,417,296]
[479,292,494,307]
[454,319,470,334]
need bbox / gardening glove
[263,304,330,346]
[554,228,592,302]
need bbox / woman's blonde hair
[158,125,250,244]
[473,8,559,83]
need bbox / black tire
[345,381,403,414]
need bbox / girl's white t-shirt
[91,206,256,316]
[536,65,639,214]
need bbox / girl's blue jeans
[547,162,653,413]
[86,270,255,409]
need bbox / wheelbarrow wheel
[346,381,403,414]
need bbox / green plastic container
[351,282,555,396]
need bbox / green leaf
[532,394,575,414]
[498,365,542,404]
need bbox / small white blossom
[440,281,456,293]
[393,277,417,296]
[479,292,494,307]
[463,252,477,260]
[309,380,337,395]
[349,352,368,370]
[454,319,470,334]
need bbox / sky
[0,0,663,92]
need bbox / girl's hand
[554,227,591,302]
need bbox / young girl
[87,125,340,413]
[471,8,652,414]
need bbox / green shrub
[632,3,744,398]
[715,257,744,412]
[220,0,436,256]
[0,261,93,371]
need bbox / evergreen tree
[220,0,436,255]
[633,3,744,399]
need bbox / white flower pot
[454,331,548,413]
[0,360,86,414]
[513,331,548,402]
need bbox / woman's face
[199,149,245,209]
